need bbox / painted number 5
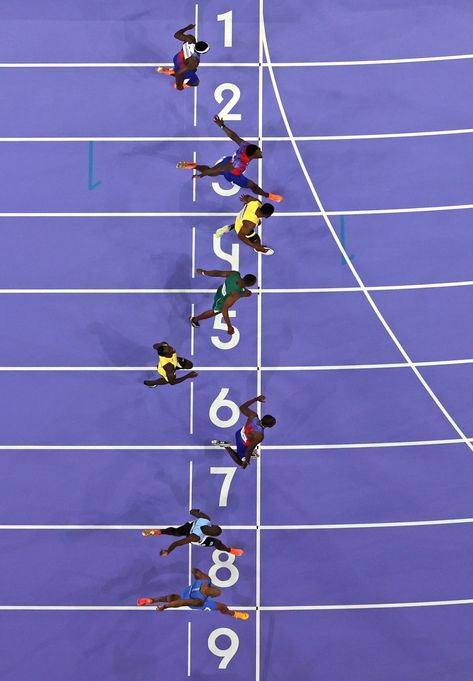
[208,628,239,670]
[214,83,241,121]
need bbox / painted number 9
[208,628,239,669]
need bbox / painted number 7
[217,10,233,48]
[210,466,237,506]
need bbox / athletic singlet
[240,416,264,445]
[219,272,244,300]
[181,579,217,611]
[235,200,261,237]
[157,352,178,380]
[190,518,211,545]
[230,142,251,176]
[176,43,200,69]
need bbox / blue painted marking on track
[88,142,102,190]
[339,216,355,265]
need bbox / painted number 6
[209,388,240,428]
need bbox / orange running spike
[229,547,244,556]
[142,529,161,536]
[137,598,154,607]
[268,193,283,202]
[156,67,175,75]
[233,611,250,620]
[177,161,197,170]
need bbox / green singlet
[213,272,244,312]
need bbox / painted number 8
[208,628,239,669]
[209,549,239,587]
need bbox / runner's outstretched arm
[196,268,235,278]
[174,24,196,42]
[214,115,243,144]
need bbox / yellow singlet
[235,200,261,238]
[157,352,179,380]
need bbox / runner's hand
[160,549,169,557]
[214,115,225,128]
[256,395,266,402]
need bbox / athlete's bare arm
[174,24,196,42]
[239,395,266,419]
[214,115,243,144]
[158,597,202,611]
[239,194,259,205]
[164,363,197,385]
[190,509,211,520]
[161,535,198,556]
[192,567,211,581]
[196,268,236,278]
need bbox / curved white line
[1,54,473,67]
[0,599,472,611]
[262,19,473,455]
[1,128,473,142]
[1,203,473,217]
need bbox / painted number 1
[217,10,233,48]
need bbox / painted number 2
[217,10,233,48]
[208,628,239,669]
[214,83,241,121]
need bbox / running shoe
[233,611,250,620]
[211,439,230,447]
[268,193,283,202]
[229,547,244,556]
[137,598,154,607]
[190,316,200,327]
[144,380,158,388]
[156,67,174,75]
[142,529,161,537]
[177,161,197,169]
[215,224,232,238]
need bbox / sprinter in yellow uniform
[215,194,275,254]
[144,342,197,387]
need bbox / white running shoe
[215,225,232,238]
[211,439,230,447]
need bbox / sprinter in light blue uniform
[141,508,244,556]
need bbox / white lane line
[190,305,196,357]
[263,18,473,455]
[2,598,473,611]
[2,54,473,67]
[191,228,196,278]
[256,3,263,679]
[1,358,473,371]
[4,517,473,530]
[0,438,466,450]
[1,203,473,217]
[189,382,194,435]
[3,128,473,142]
[2,280,473,293]
[187,621,192,677]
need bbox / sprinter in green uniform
[190,268,257,336]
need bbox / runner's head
[195,41,210,54]
[246,144,262,160]
[261,415,276,428]
[258,203,275,219]
[203,525,222,537]
[242,274,257,287]
[158,344,174,357]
